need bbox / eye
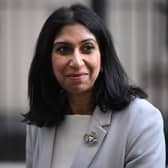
[81,44,95,54]
[53,45,72,55]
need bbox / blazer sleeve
[125,101,166,168]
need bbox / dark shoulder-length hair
[24,3,147,127]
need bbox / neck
[68,92,93,115]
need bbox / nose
[69,49,84,67]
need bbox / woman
[24,3,166,168]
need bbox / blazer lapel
[71,107,112,168]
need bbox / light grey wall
[106,0,168,116]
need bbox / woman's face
[51,24,101,95]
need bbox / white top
[52,115,91,168]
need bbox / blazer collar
[93,106,112,127]
[71,106,112,168]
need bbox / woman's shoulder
[130,97,158,110]
[121,98,164,130]
[113,98,164,128]
[27,124,55,133]
[27,124,40,133]
[26,124,40,141]
[126,98,162,118]
[26,124,56,145]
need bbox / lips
[65,73,88,80]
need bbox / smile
[65,73,88,80]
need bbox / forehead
[54,24,97,42]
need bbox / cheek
[94,53,101,73]
[51,55,66,73]
[97,54,101,67]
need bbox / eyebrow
[80,38,97,43]
[53,38,97,45]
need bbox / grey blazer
[26,98,166,168]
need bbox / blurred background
[0,0,167,167]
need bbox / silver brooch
[83,132,98,145]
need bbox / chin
[67,87,92,95]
